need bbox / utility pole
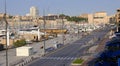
[37,18,40,41]
[3,0,9,66]
[61,15,64,45]
[78,22,79,39]
[43,10,46,55]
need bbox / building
[116,9,120,32]
[30,6,39,17]
[43,14,59,20]
[21,16,32,21]
[93,11,109,25]
[109,15,116,24]
[79,14,93,24]
[116,9,120,23]
[13,15,21,21]
[88,14,94,24]
[79,11,109,25]
[0,13,10,21]
[16,47,33,56]
[79,14,88,18]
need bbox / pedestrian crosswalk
[40,57,77,60]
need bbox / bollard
[31,56,34,60]
[26,59,29,63]
[18,63,21,66]
[19,63,23,66]
[28,57,31,62]
[23,61,27,65]
[22,62,25,66]
[30,57,32,61]
[15,64,19,66]
[22,63,24,66]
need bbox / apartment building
[116,9,120,31]
[30,6,39,17]
[109,15,116,24]
[0,13,10,21]
[80,11,109,25]
[93,11,109,25]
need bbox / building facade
[44,14,59,20]
[109,15,116,24]
[80,11,109,25]
[116,9,120,32]
[30,6,39,17]
[0,13,10,21]
[93,11,109,25]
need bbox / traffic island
[71,58,84,66]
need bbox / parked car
[45,47,55,52]
[55,43,64,48]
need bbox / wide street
[27,27,110,66]
[0,27,81,66]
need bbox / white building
[16,47,34,56]
[30,6,39,17]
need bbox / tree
[59,14,66,19]
[9,16,13,19]
[59,14,88,22]
[13,39,26,47]
[67,16,87,23]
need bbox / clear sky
[0,0,120,16]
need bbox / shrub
[72,59,84,64]
[13,39,26,47]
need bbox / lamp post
[3,0,9,66]
[61,15,64,45]
[4,14,9,66]
[37,18,40,41]
[43,10,46,55]
[78,22,80,39]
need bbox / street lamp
[43,10,46,55]
[78,22,80,39]
[3,0,9,66]
[61,15,64,45]
[4,14,9,66]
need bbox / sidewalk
[81,34,110,66]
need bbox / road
[0,28,81,66]
[27,27,110,66]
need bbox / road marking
[40,57,77,60]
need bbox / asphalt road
[0,27,80,66]
[27,27,110,66]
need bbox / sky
[0,0,120,16]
